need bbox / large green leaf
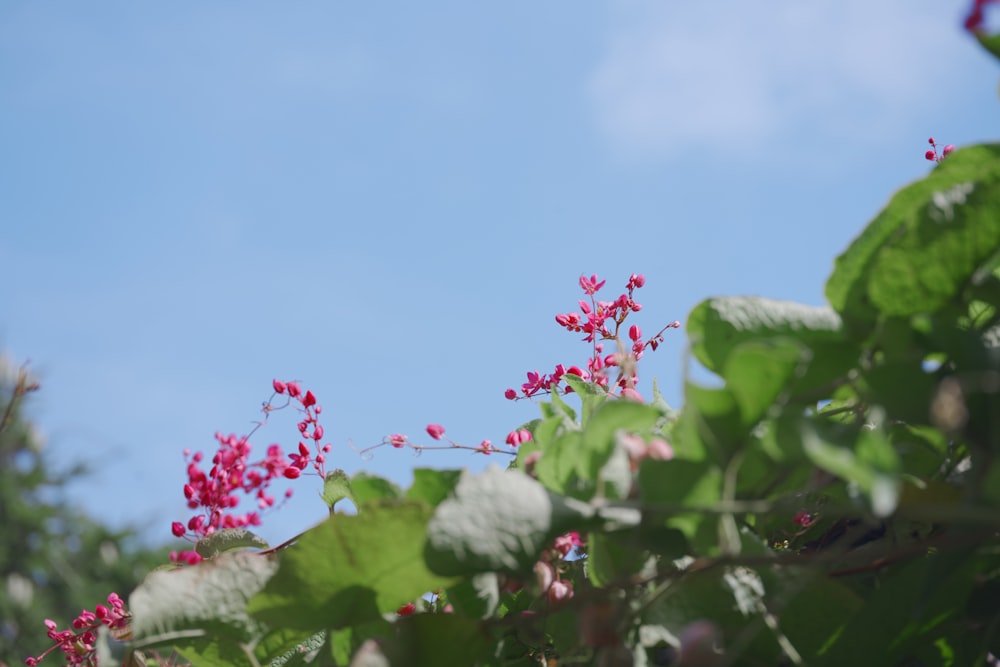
[247,502,453,631]
[382,614,492,666]
[815,549,980,666]
[194,528,269,559]
[405,468,463,506]
[827,144,1000,327]
[638,459,722,542]
[800,421,900,518]
[722,338,810,426]
[424,468,595,576]
[534,400,662,500]
[130,551,278,648]
[687,297,845,377]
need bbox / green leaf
[773,574,863,663]
[827,143,1000,327]
[247,502,453,631]
[535,400,662,500]
[675,383,746,463]
[322,469,355,512]
[561,373,610,424]
[722,338,810,426]
[687,296,844,376]
[424,468,596,576]
[444,573,500,619]
[638,459,722,541]
[405,468,462,507]
[816,549,979,666]
[383,614,492,667]
[130,551,278,646]
[586,531,650,588]
[800,422,900,517]
[350,473,403,507]
[975,30,1000,66]
[194,528,269,559]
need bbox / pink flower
[389,434,407,448]
[286,381,301,398]
[579,274,606,295]
[397,602,416,616]
[302,390,317,408]
[534,561,555,591]
[426,424,446,440]
[629,324,642,342]
[505,429,532,447]
[547,579,574,605]
[272,379,286,394]
[504,388,517,400]
[477,440,493,455]
[171,522,186,537]
[554,531,583,557]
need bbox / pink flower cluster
[506,274,680,400]
[925,137,956,163]
[25,593,129,666]
[169,380,333,563]
[534,531,584,606]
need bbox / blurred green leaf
[195,528,269,559]
[131,551,277,646]
[424,468,595,576]
[688,297,845,375]
[405,468,462,507]
[247,502,451,631]
[350,473,403,507]
[827,143,1000,328]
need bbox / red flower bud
[272,379,286,394]
[302,390,317,407]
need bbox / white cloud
[588,0,970,159]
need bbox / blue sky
[1,0,996,548]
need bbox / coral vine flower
[171,380,331,550]
[426,423,446,440]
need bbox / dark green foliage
[0,361,171,664]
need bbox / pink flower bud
[943,144,955,156]
[505,388,517,400]
[647,438,674,460]
[313,425,324,440]
[477,440,493,455]
[397,602,416,616]
[426,424,446,440]
[286,382,301,398]
[629,324,642,342]
[171,522,186,537]
[534,561,555,591]
[389,434,407,448]
[272,379,286,394]
[283,466,301,479]
[547,579,574,605]
[302,390,317,407]
[925,150,936,161]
